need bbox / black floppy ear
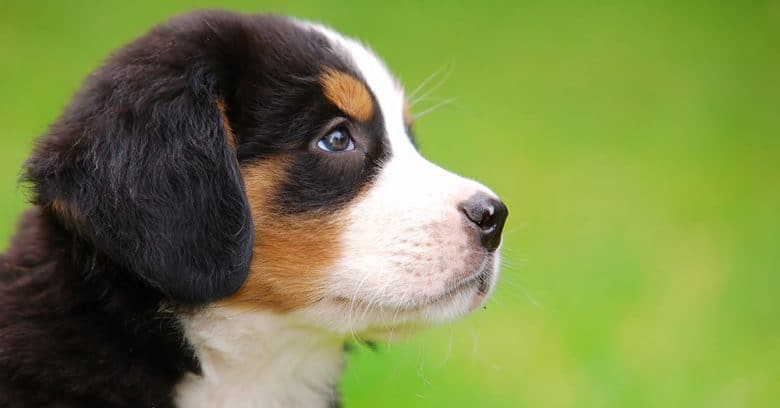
[25,20,253,303]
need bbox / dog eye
[317,128,355,152]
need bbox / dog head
[26,11,507,336]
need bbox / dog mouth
[412,257,495,309]
[476,270,491,294]
[452,253,495,294]
[326,253,497,321]
[452,267,492,298]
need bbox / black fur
[25,11,256,303]
[0,210,199,407]
[1,10,390,407]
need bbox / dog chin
[355,277,497,342]
[408,253,501,323]
[298,257,500,341]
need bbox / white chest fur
[174,308,345,408]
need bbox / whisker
[521,287,544,309]
[407,61,454,101]
[386,303,403,343]
[436,327,455,368]
[348,273,371,344]
[360,279,392,322]
[409,96,452,104]
[416,349,432,387]
[413,97,458,120]
[494,267,545,309]
[502,223,528,237]
[409,62,455,107]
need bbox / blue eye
[317,128,355,152]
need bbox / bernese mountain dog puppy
[0,10,507,407]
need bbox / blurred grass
[1,1,779,406]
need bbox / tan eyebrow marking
[320,68,374,122]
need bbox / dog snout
[459,193,508,252]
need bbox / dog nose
[459,193,508,251]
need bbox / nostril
[466,206,495,231]
[473,207,496,230]
[459,193,509,251]
[479,206,497,230]
[461,196,500,230]
[462,201,489,229]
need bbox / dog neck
[175,307,345,408]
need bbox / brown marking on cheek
[216,99,236,151]
[320,68,374,122]
[219,158,345,311]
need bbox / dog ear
[25,22,253,303]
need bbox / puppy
[0,10,507,407]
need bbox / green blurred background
[1,1,778,406]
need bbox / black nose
[459,193,508,251]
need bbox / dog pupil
[328,130,347,150]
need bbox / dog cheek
[219,158,346,311]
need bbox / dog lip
[446,254,494,294]
[328,258,495,311]
[476,271,490,295]
[445,269,487,297]
[419,260,494,307]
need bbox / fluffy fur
[0,10,507,407]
